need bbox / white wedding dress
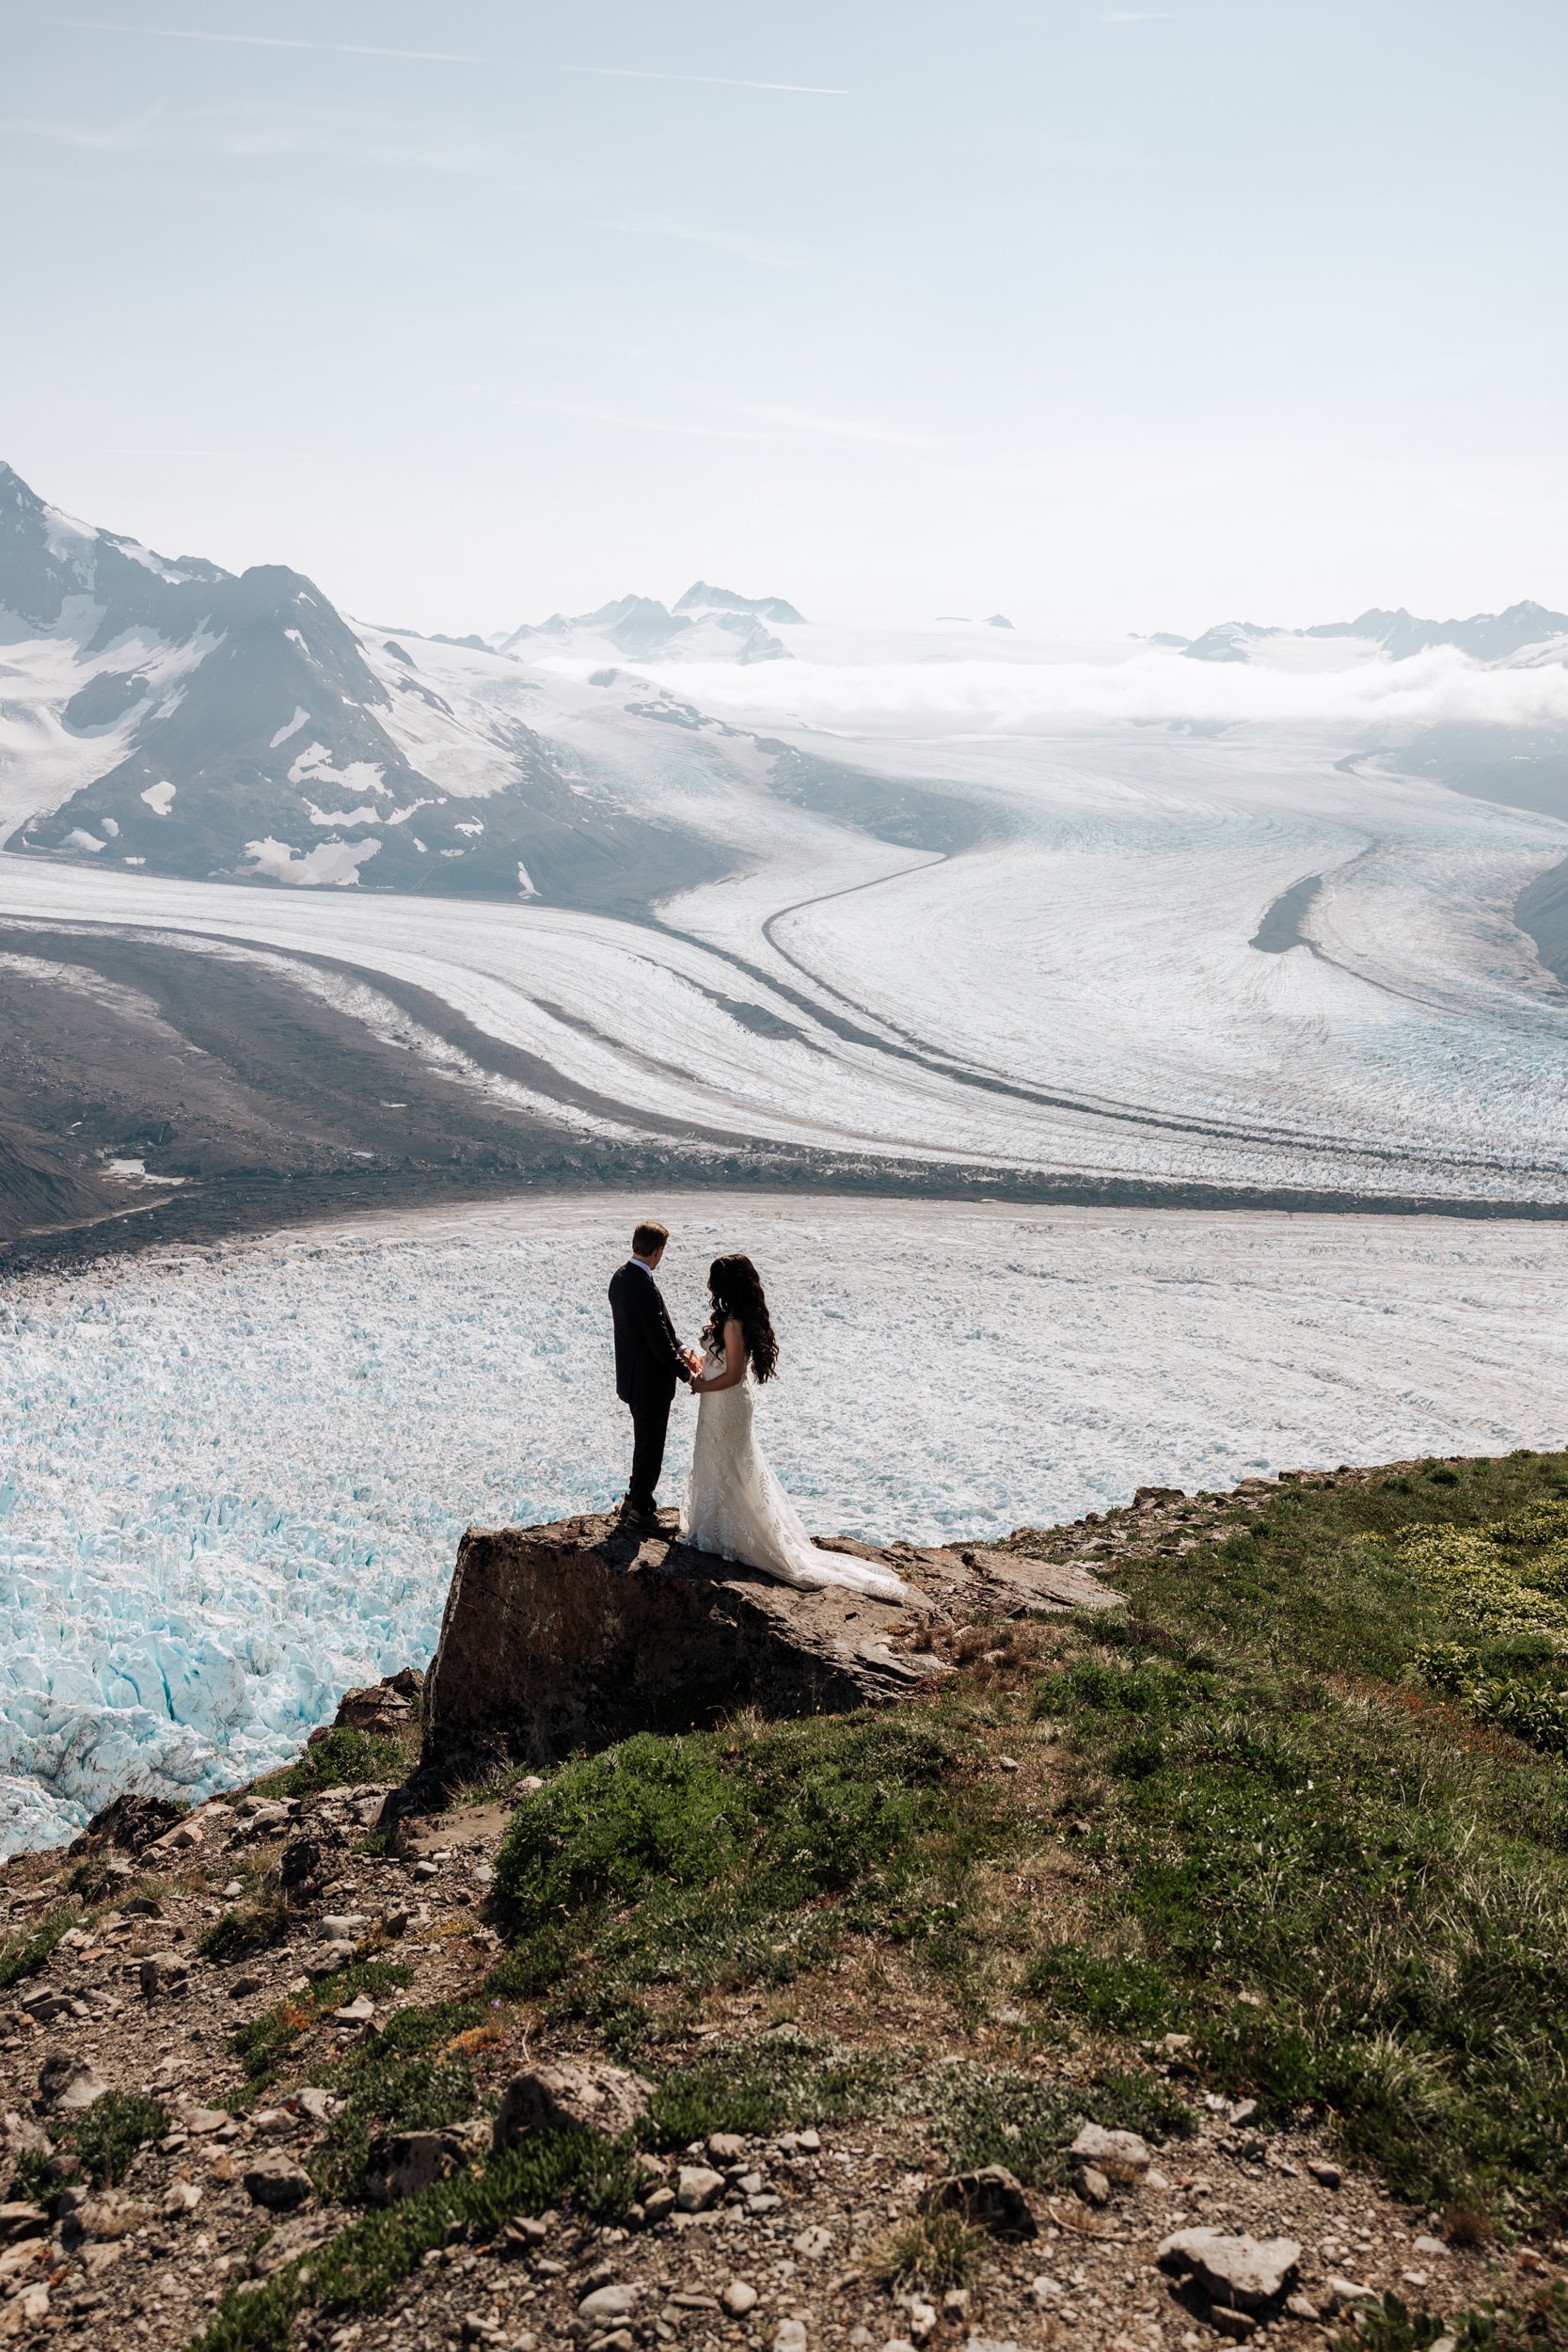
[681,1352,909,1602]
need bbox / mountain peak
[673,580,805,625]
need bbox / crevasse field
[4,1190,1568,1856]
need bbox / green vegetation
[490,1714,996,2037]
[231,1960,416,2095]
[640,2033,895,2149]
[1387,1490,1568,1756]
[24,2091,170,2193]
[1342,2283,1568,2352]
[309,1999,483,2203]
[198,1889,293,1963]
[251,1726,408,1802]
[66,2090,167,2188]
[918,2060,1191,2186]
[8,2148,52,2204]
[191,2126,636,2352]
[1024,1452,1568,2231]
[482,1448,1568,2234]
[192,1446,1568,2352]
[872,2208,990,2291]
[0,1905,80,1991]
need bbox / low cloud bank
[570,644,1568,737]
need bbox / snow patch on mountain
[243,835,381,886]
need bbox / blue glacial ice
[3,1190,1568,1854]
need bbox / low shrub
[231,1961,415,2091]
[1024,1942,1181,2035]
[66,2091,167,2188]
[640,2035,894,2150]
[1340,2283,1568,2352]
[258,1728,407,1801]
[199,1891,293,1963]
[309,2001,483,2203]
[192,2125,636,2352]
[915,2061,1191,2188]
[871,2209,990,2291]
[1029,1454,1568,2226]
[0,1908,78,1992]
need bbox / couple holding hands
[607,1218,905,1602]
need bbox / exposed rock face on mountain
[499,589,791,663]
[1181,620,1283,664]
[0,463,736,908]
[1180,600,1568,667]
[419,1511,1123,1779]
[1306,601,1568,662]
[673,580,806,625]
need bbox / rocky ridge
[0,1468,1559,2352]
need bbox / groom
[608,1219,701,1534]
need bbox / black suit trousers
[626,1384,674,1513]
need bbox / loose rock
[675,2164,726,2214]
[36,2055,105,2115]
[1156,2230,1301,2312]
[578,2282,639,2325]
[242,2153,312,2211]
[1070,2123,1150,2184]
[493,2061,652,2150]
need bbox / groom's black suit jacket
[608,1260,691,1407]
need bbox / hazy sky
[3,2,1566,636]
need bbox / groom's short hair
[632,1219,669,1258]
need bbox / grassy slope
[1022,1452,1568,2232]
[193,1451,1568,2348]
[486,1449,1568,2234]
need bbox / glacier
[3,1189,1567,1856]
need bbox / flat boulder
[492,2060,653,2150]
[1157,2230,1301,2311]
[421,1516,1121,1777]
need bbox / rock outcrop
[419,1512,1123,1778]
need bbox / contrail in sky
[49,20,483,62]
[46,23,847,90]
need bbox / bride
[681,1254,909,1603]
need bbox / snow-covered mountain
[0,467,830,908]
[498,582,798,664]
[673,580,804,625]
[1182,601,1568,666]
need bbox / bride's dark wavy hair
[703,1253,779,1383]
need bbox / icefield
[4,1189,1568,1855]
[6,614,1568,1201]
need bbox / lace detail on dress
[680,1354,908,1603]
